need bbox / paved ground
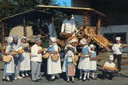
[0,74,128,85]
[0,52,128,85]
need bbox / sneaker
[14,77,17,80]
[17,76,22,79]
[21,74,25,78]
[51,76,55,80]
[72,81,75,83]
[67,80,70,83]
[82,78,86,81]
[79,76,82,80]
[2,77,6,81]
[25,74,29,77]
[92,77,97,80]
[6,76,10,81]
[37,77,42,80]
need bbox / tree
[0,0,52,18]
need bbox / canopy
[37,5,106,17]
[0,9,51,22]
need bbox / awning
[0,9,51,22]
[37,5,106,17]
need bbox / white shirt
[31,44,42,62]
[104,61,115,68]
[61,19,76,33]
[112,43,122,55]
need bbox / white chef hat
[69,38,78,44]
[20,37,27,42]
[21,37,26,40]
[7,37,13,44]
[50,37,57,42]
[89,44,96,48]
[80,38,87,44]
[67,51,73,57]
[116,37,121,40]
[109,55,114,60]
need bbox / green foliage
[0,0,52,18]
[0,0,66,42]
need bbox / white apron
[90,61,97,71]
[90,51,97,71]
[78,57,90,71]
[47,44,62,74]
[6,55,15,73]
[62,50,75,73]
[20,52,30,70]
[78,46,90,71]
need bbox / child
[102,55,117,80]
[47,37,62,81]
[89,44,99,80]
[20,37,30,77]
[78,38,90,81]
[3,37,15,82]
[62,37,78,83]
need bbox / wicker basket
[74,55,79,61]
[51,55,59,61]
[3,55,12,62]
[11,51,18,55]
[24,43,29,48]
[17,49,24,54]
[43,53,50,59]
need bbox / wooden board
[9,26,33,40]
[37,5,106,17]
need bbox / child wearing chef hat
[62,37,78,83]
[112,37,128,71]
[89,44,98,80]
[102,55,117,80]
[78,38,90,81]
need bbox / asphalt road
[0,74,128,85]
[0,68,128,85]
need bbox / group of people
[2,35,126,82]
[3,35,30,81]
[2,13,128,83]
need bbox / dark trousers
[102,70,115,79]
[113,54,122,71]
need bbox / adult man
[46,19,57,37]
[31,37,43,82]
[61,13,76,36]
[112,37,128,71]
